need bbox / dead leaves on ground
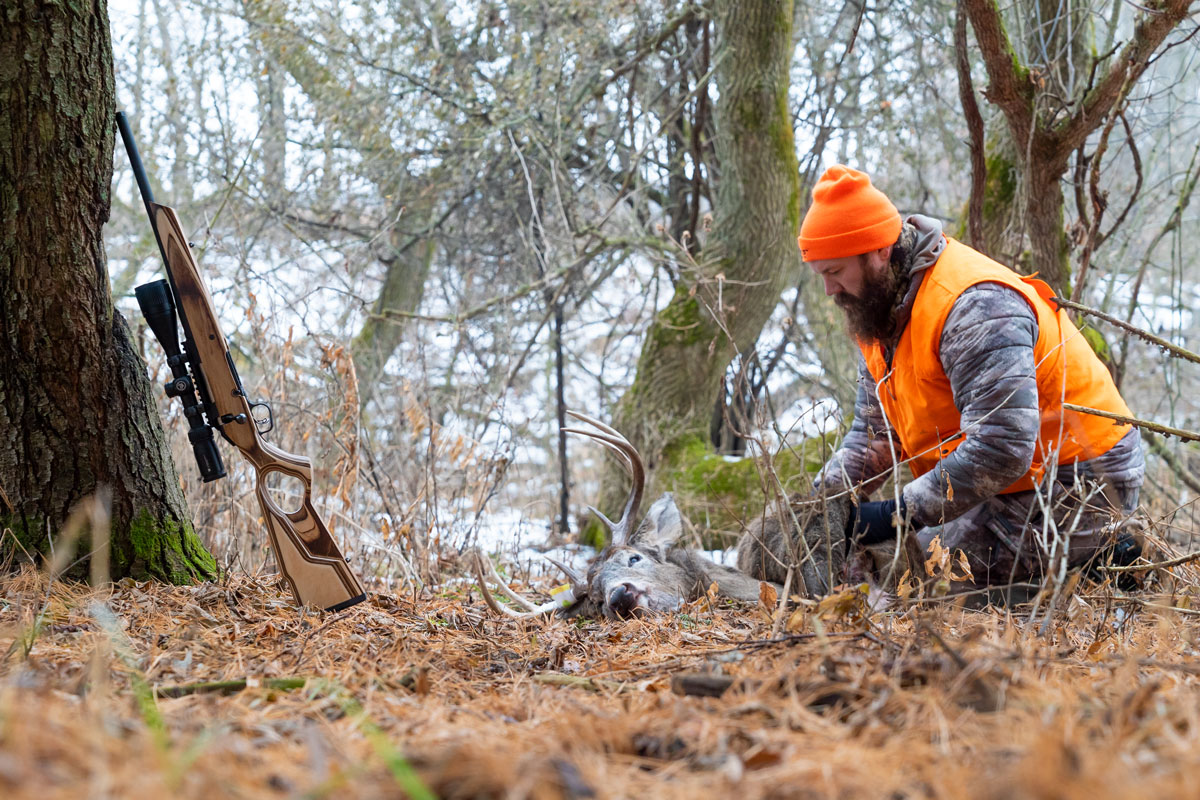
[3,565,1200,798]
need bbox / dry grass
[4,560,1200,800]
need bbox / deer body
[735,494,852,597]
[476,411,851,620]
[580,495,768,618]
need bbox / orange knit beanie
[798,165,901,262]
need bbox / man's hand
[847,496,911,544]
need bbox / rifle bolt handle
[220,413,248,425]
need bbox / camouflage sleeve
[903,283,1041,525]
[816,356,902,495]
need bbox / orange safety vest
[860,237,1131,494]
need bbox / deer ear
[630,493,684,551]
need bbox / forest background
[3,1,1200,797]
[0,0,1196,616]
[92,0,1200,583]
[97,0,1200,588]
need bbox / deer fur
[574,494,768,619]
[476,411,859,620]
[735,492,853,596]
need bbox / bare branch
[955,0,987,251]
[1052,296,1200,367]
[962,0,1036,147]
[1063,404,1200,444]
[1056,0,1196,155]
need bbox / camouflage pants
[914,475,1141,589]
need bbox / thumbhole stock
[263,469,305,515]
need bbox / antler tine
[565,409,625,439]
[562,428,644,543]
[561,411,645,546]
[472,551,562,619]
[584,504,619,533]
[562,410,644,484]
[561,427,634,477]
[542,554,588,596]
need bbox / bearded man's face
[809,247,903,342]
[835,254,904,342]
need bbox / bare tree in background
[99,0,1200,572]
[591,0,802,517]
[959,0,1196,291]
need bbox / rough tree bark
[595,0,801,526]
[0,0,216,582]
[962,0,1195,291]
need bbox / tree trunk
[351,235,435,407]
[0,0,216,583]
[593,0,801,531]
[964,0,1193,291]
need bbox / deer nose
[607,583,640,617]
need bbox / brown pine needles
[3,563,1200,799]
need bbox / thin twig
[1098,549,1200,574]
[1063,403,1200,443]
[532,673,642,692]
[155,677,307,698]
[955,0,987,250]
[769,567,794,640]
[1053,296,1200,367]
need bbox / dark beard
[835,256,905,343]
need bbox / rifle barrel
[115,111,157,220]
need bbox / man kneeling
[793,165,1144,591]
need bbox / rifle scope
[135,280,226,483]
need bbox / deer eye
[628,554,642,566]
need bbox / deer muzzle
[606,582,643,618]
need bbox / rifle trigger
[249,400,275,435]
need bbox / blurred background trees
[101,0,1200,583]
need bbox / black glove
[846,496,911,545]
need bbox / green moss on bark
[119,509,217,584]
[1,509,216,585]
[660,435,829,546]
[649,289,710,349]
[983,148,1018,219]
[579,433,833,549]
[0,513,50,557]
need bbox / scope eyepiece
[188,427,226,482]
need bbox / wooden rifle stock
[118,111,365,611]
[153,207,367,611]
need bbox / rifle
[116,111,367,612]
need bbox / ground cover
[3,560,1200,799]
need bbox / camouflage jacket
[819,215,1145,526]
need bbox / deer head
[475,410,767,620]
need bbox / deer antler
[562,409,645,546]
[473,551,579,619]
[542,554,588,598]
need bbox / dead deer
[474,411,768,619]
[475,411,858,620]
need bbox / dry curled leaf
[758,581,778,611]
